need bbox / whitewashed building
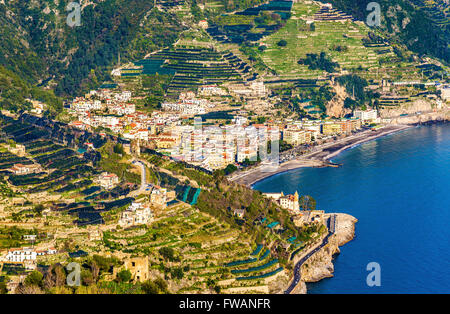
[353,109,378,122]
[97,172,119,190]
[119,202,153,228]
[5,247,37,263]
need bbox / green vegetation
[0,182,16,198]
[99,143,140,184]
[0,66,62,115]
[141,277,169,294]
[0,226,37,249]
[116,269,132,283]
[336,74,380,110]
[0,1,184,111]
[277,40,288,47]
[328,0,449,63]
[139,74,172,110]
[298,52,340,73]
[299,195,317,211]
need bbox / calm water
[253,124,450,293]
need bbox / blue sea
[253,124,450,293]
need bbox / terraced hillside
[327,0,450,63]
[101,202,254,293]
[243,0,448,84]
[260,2,397,80]
[207,0,294,44]
[122,47,247,95]
[0,114,140,226]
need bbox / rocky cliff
[296,213,357,292]
[326,82,351,118]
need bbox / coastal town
[65,77,449,172]
[0,0,449,296]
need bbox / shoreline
[322,124,413,161]
[229,124,416,187]
[289,213,358,294]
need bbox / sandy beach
[228,124,413,186]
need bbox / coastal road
[131,159,148,194]
[284,215,336,294]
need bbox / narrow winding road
[284,215,336,294]
[129,159,147,196]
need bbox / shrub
[277,40,287,47]
[117,269,132,283]
[24,271,43,287]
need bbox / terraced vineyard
[260,2,388,79]
[101,202,260,292]
[410,0,450,29]
[123,48,245,96]
[0,115,138,226]
[256,1,434,83]
[156,0,186,9]
[206,0,294,44]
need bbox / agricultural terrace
[0,115,138,226]
[206,0,294,44]
[121,47,245,96]
[259,1,427,81]
[102,202,254,293]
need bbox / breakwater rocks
[295,213,357,293]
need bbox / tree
[81,269,95,286]
[224,164,237,175]
[0,282,7,294]
[277,40,287,47]
[92,254,119,272]
[299,195,316,211]
[16,284,44,294]
[141,280,160,294]
[153,277,168,293]
[344,97,358,111]
[44,263,66,289]
[90,261,100,281]
[113,143,125,155]
[24,271,43,287]
[117,269,132,283]
[33,204,45,216]
[206,278,216,288]
[299,52,339,73]
[158,247,177,262]
[258,45,267,52]
[171,267,184,280]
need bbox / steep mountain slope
[0,0,184,99]
[326,0,450,63]
[0,0,271,112]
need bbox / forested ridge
[0,0,184,106]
